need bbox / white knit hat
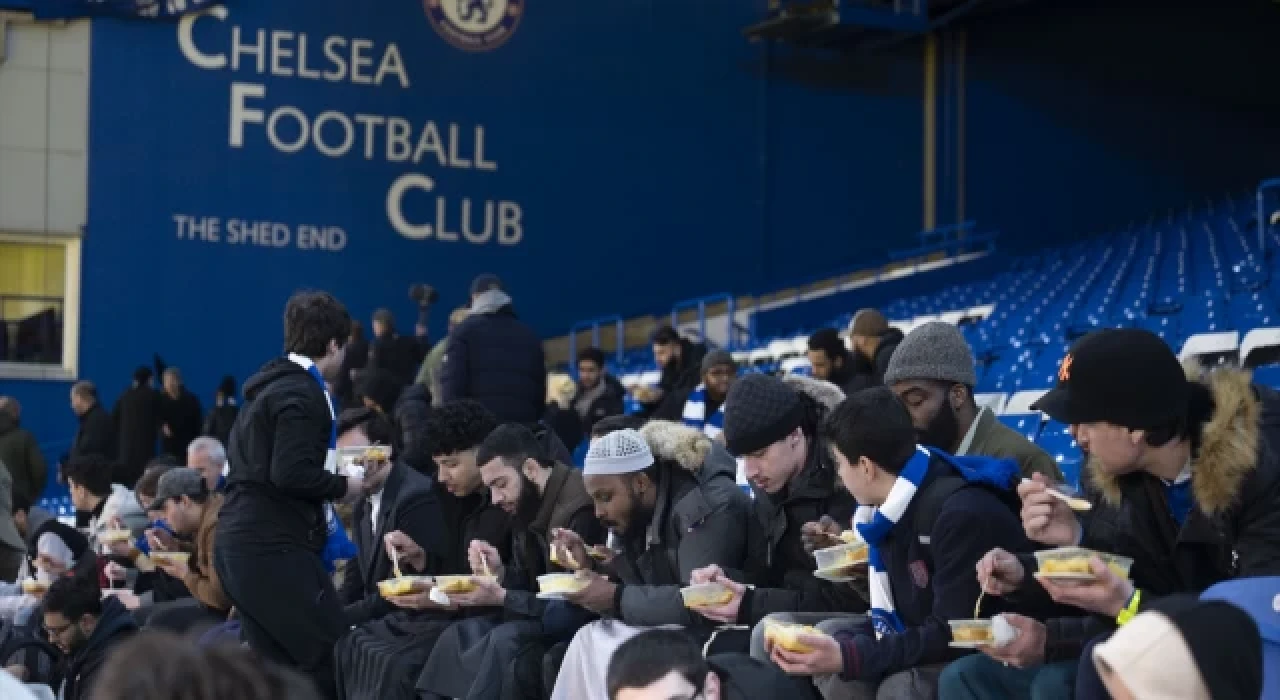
[584,429,654,476]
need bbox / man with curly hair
[215,290,372,700]
[335,399,513,700]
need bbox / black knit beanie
[722,374,804,456]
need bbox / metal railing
[566,315,625,375]
[671,293,738,351]
[1257,177,1280,254]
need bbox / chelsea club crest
[424,0,525,53]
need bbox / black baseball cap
[1031,329,1190,429]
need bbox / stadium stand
[602,195,1280,490]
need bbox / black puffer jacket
[611,422,752,628]
[218,358,348,554]
[845,328,904,393]
[1017,366,1280,661]
[440,292,546,424]
[574,374,626,438]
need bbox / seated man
[762,387,1035,700]
[60,456,148,553]
[145,468,231,633]
[41,575,138,700]
[417,423,603,700]
[684,375,862,652]
[336,407,450,628]
[335,399,511,700]
[941,330,1280,699]
[679,351,738,440]
[551,422,751,698]
[607,629,819,700]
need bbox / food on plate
[679,583,734,608]
[838,530,862,544]
[537,573,589,596]
[764,621,825,654]
[20,579,50,595]
[1034,547,1133,579]
[98,528,132,544]
[435,575,497,594]
[948,619,994,644]
[377,577,429,597]
[149,551,191,566]
[814,542,869,573]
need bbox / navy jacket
[836,454,1033,683]
[440,305,546,424]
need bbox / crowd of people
[0,273,1273,700]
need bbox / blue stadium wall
[5,0,925,452]
[940,1,1280,248]
[8,0,1280,459]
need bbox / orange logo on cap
[1058,354,1073,383]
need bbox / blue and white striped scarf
[853,446,931,639]
[681,384,725,439]
[287,353,356,571]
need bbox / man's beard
[918,404,961,452]
[511,473,543,529]
[618,488,656,541]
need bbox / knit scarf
[287,353,355,570]
[853,446,931,639]
[681,384,725,439]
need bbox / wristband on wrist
[1116,588,1142,626]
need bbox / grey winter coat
[611,421,752,627]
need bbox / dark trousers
[214,547,346,699]
[1074,635,1111,700]
[935,652,1077,700]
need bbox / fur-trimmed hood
[640,420,738,482]
[780,374,846,411]
[1088,364,1260,516]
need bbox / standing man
[441,274,547,424]
[0,397,47,506]
[69,381,116,462]
[214,290,371,699]
[112,367,159,488]
[158,368,203,460]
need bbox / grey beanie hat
[883,321,977,387]
[722,374,805,456]
[701,349,737,375]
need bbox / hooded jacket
[56,595,138,700]
[1020,365,1280,661]
[0,411,47,505]
[217,358,348,553]
[610,421,752,627]
[440,290,547,424]
[89,483,148,548]
[736,376,863,623]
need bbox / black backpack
[0,617,61,684]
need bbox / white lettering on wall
[179,8,521,247]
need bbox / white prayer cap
[584,429,654,476]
